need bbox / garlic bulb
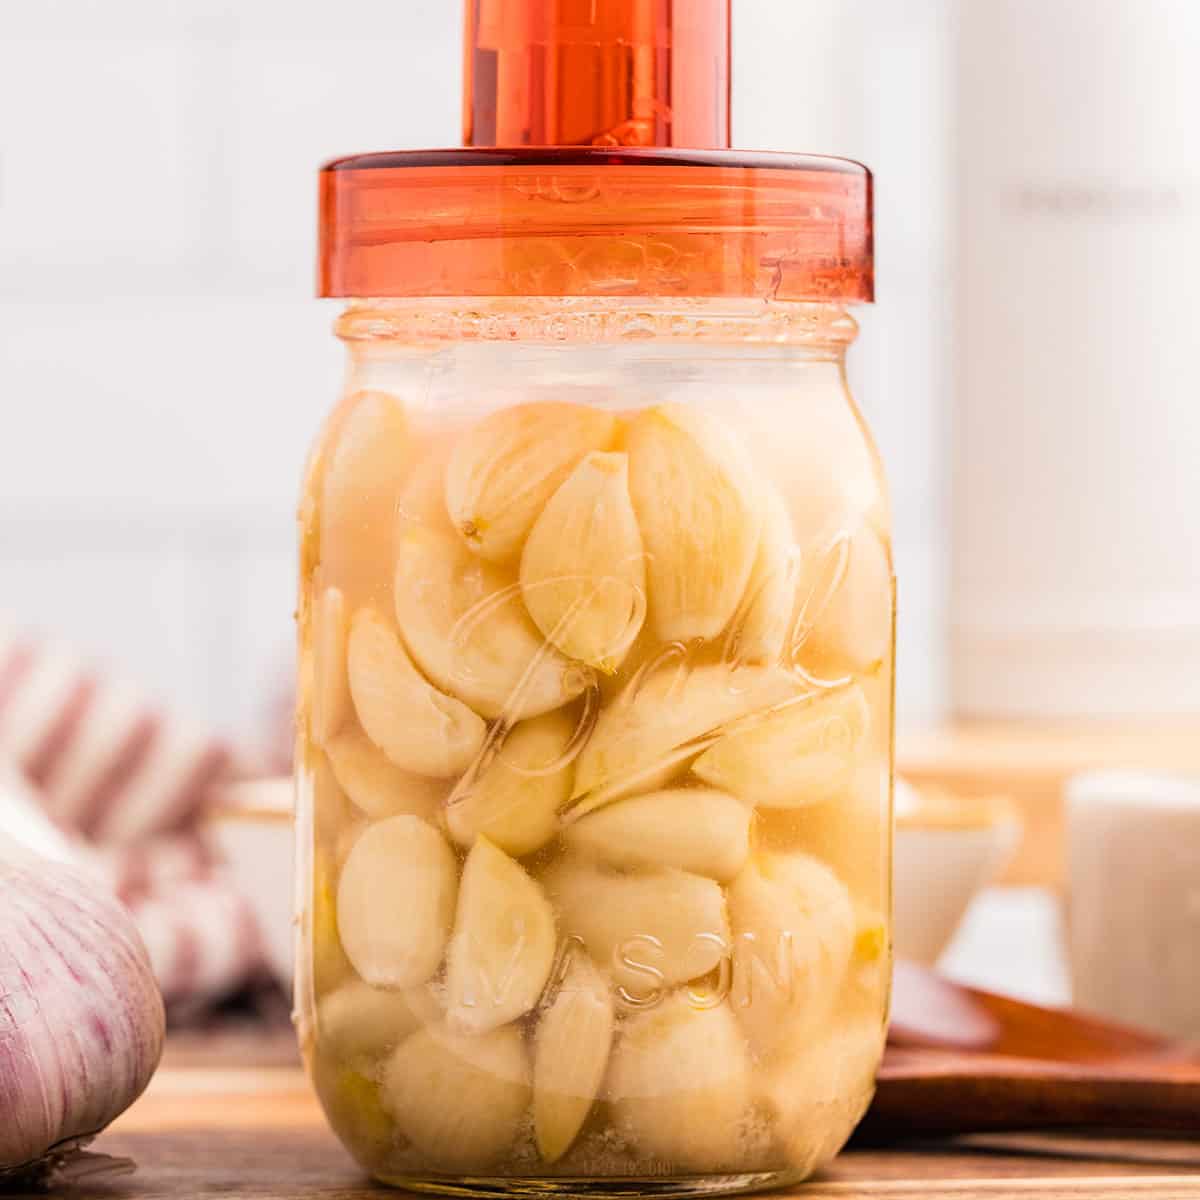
[0,833,165,1182]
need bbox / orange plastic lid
[319,2,871,303]
[318,148,873,303]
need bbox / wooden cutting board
[10,1067,1198,1200]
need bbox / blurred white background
[7,1,1199,1022]
[0,0,949,742]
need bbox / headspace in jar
[294,295,893,1194]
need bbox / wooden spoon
[859,961,1200,1140]
[886,960,1179,1060]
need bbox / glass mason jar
[295,150,892,1195]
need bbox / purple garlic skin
[0,838,165,1180]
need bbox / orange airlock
[317,0,873,304]
[463,0,730,149]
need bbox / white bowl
[893,779,1022,965]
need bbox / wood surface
[6,1068,1196,1200]
[897,719,1200,887]
[868,1049,1200,1139]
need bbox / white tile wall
[0,1,950,741]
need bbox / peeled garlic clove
[445,837,557,1033]
[734,381,889,550]
[318,978,442,1064]
[563,787,751,883]
[310,747,353,851]
[608,994,752,1172]
[337,815,458,989]
[693,683,869,808]
[394,525,589,721]
[445,711,575,857]
[533,951,615,1163]
[381,1023,531,1170]
[445,401,618,562]
[539,856,729,997]
[311,585,351,747]
[793,523,892,676]
[326,726,446,822]
[761,1019,884,1172]
[310,1051,398,1171]
[394,432,458,533]
[347,607,487,777]
[626,404,762,642]
[841,904,891,1023]
[570,744,699,820]
[571,660,798,811]
[728,484,799,666]
[756,765,890,906]
[727,851,855,1057]
[520,451,646,670]
[311,845,354,995]
[319,389,410,608]
[0,835,164,1182]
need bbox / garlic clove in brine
[346,606,487,777]
[393,523,590,722]
[444,401,618,563]
[625,404,763,643]
[519,450,647,671]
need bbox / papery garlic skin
[0,837,164,1180]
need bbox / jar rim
[333,295,859,349]
[318,148,872,305]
